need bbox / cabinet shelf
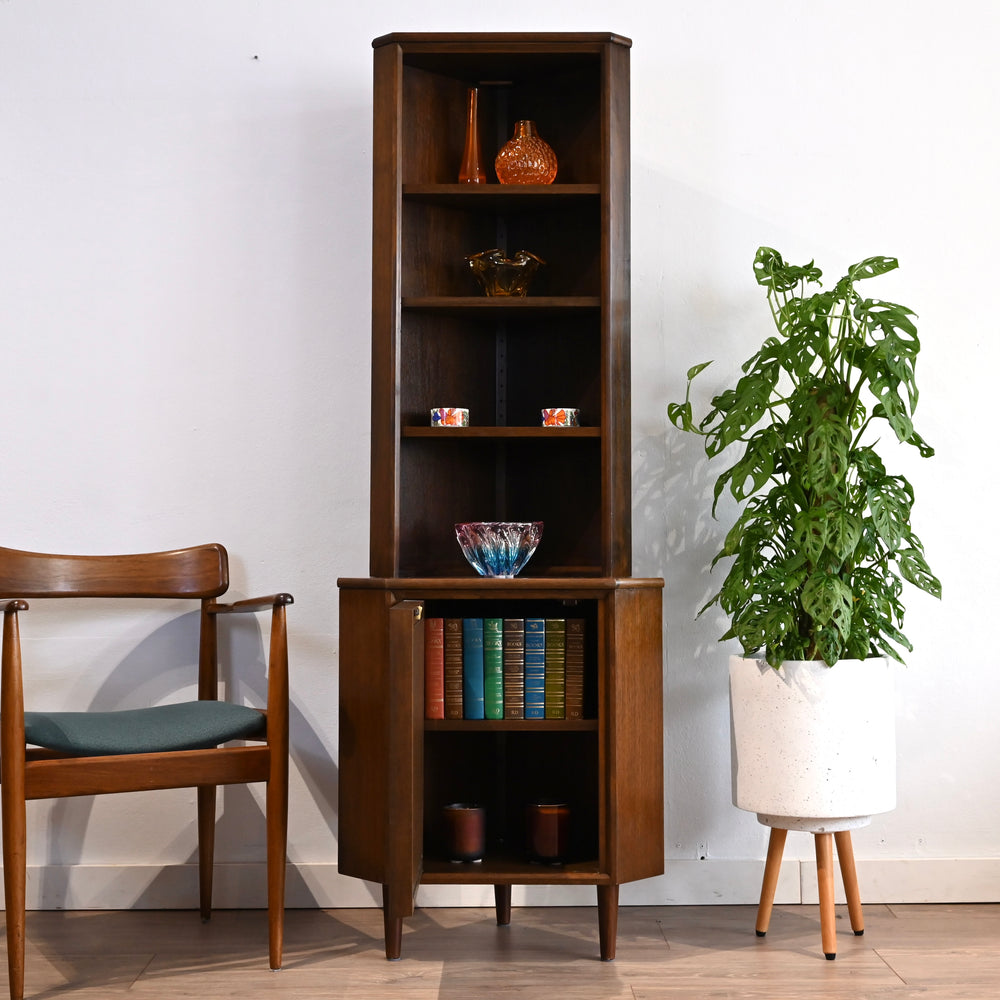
[403,426,600,439]
[425,718,598,732]
[404,183,600,207]
[422,856,608,885]
[402,296,600,314]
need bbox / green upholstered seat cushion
[23,701,266,756]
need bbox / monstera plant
[670,247,941,667]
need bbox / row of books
[424,617,585,721]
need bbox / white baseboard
[9,858,1000,910]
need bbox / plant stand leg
[494,884,512,926]
[755,827,787,937]
[814,833,837,959]
[834,830,864,936]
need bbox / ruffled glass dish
[455,521,543,577]
[465,248,545,297]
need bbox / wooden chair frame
[0,543,292,1000]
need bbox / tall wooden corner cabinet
[338,31,664,962]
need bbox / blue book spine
[462,617,485,720]
[524,617,546,719]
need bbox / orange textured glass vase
[494,120,558,185]
[458,87,487,183]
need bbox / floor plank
[1,904,998,998]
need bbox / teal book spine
[462,617,485,720]
[524,617,546,719]
[483,617,504,719]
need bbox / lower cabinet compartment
[422,728,600,875]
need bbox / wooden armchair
[0,543,292,1000]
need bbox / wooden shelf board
[425,718,598,733]
[403,426,600,439]
[403,183,600,207]
[421,856,609,885]
[401,296,600,314]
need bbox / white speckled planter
[729,655,896,833]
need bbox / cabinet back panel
[401,56,602,185]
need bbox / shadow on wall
[35,608,338,910]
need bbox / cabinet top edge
[372,32,632,49]
[337,576,663,591]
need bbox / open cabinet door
[382,599,424,958]
[606,582,665,884]
[337,586,424,959]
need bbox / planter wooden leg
[756,827,787,937]
[834,830,864,936]
[494,884,512,926]
[814,832,837,960]
[597,884,619,961]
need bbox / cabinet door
[606,584,665,883]
[386,599,425,908]
[338,588,424,908]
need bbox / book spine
[444,618,464,720]
[544,618,566,719]
[483,617,504,719]
[524,617,546,719]
[462,617,485,720]
[503,618,525,720]
[424,616,445,720]
[565,618,585,720]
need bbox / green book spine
[484,617,504,719]
[544,618,566,719]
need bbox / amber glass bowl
[465,248,545,297]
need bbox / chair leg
[755,826,787,937]
[815,832,837,959]
[197,785,216,922]
[1,787,27,1000]
[266,765,288,969]
[834,830,864,936]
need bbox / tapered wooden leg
[597,884,619,961]
[266,769,288,969]
[382,884,404,960]
[834,830,864,936]
[2,788,26,1000]
[815,832,837,959]
[494,884,512,926]
[755,827,788,937]
[197,785,216,922]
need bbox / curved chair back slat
[0,543,228,599]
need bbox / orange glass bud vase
[495,120,558,185]
[458,87,487,184]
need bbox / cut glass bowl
[455,521,543,578]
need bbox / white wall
[1,0,996,909]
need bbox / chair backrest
[0,544,229,599]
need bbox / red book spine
[424,617,445,720]
[444,618,464,720]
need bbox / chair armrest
[1,600,29,614]
[207,594,294,615]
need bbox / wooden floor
[3,903,998,998]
